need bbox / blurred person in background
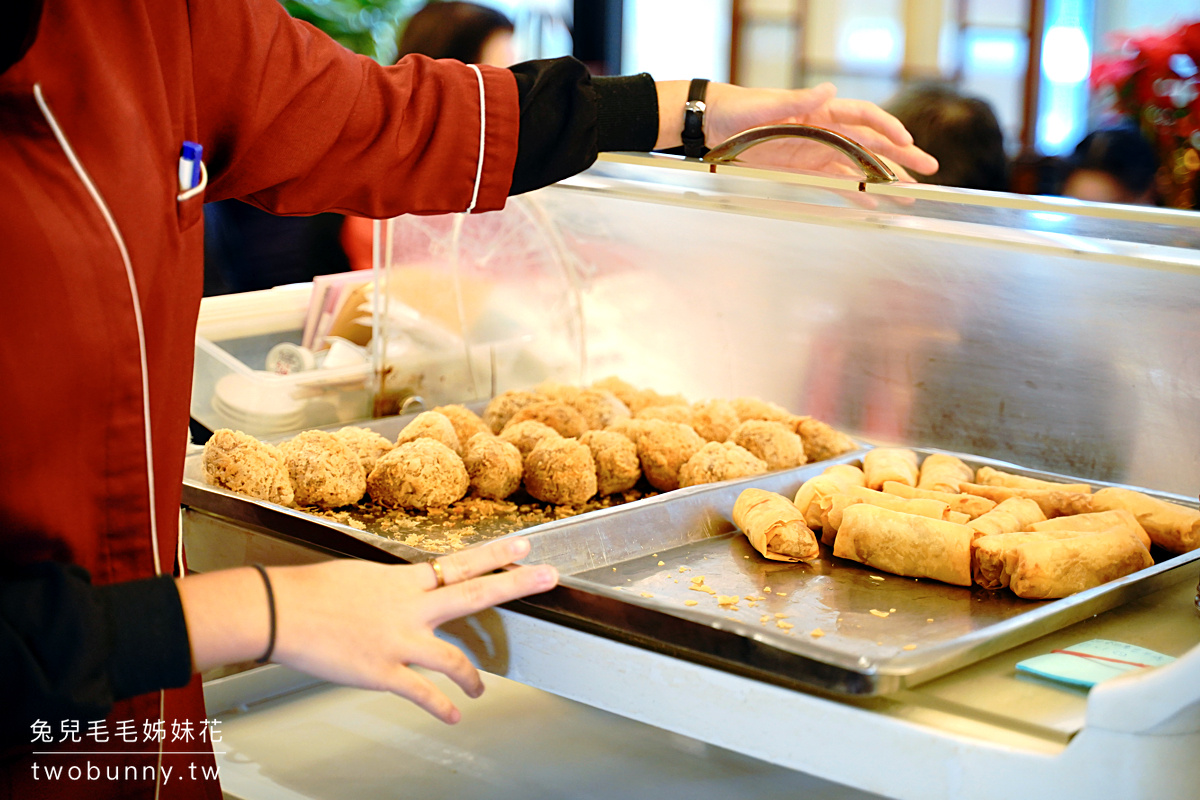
[1060,124,1159,205]
[886,84,1009,192]
[342,1,518,271]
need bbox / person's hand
[656,80,938,180]
[178,536,556,724]
[269,537,555,723]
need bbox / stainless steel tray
[181,410,858,562]
[515,450,1200,695]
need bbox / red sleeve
[190,0,518,216]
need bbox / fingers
[406,636,485,700]
[381,664,461,724]
[417,536,532,591]
[826,98,913,146]
[425,563,558,628]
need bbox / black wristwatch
[682,78,709,159]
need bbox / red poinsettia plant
[1092,19,1200,142]
[1091,19,1200,207]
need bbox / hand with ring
[215,536,555,724]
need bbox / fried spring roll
[959,482,1093,518]
[972,530,1099,589]
[974,465,1092,494]
[733,488,820,563]
[793,464,866,528]
[1008,528,1154,600]
[863,448,919,491]
[882,480,996,519]
[1089,487,1200,554]
[833,505,974,586]
[917,453,974,494]
[1029,510,1151,550]
[817,485,954,546]
[967,497,1047,539]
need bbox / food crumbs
[774,613,788,618]
[657,561,665,566]
[775,592,788,597]
[744,555,750,559]
[691,575,705,584]
[684,599,699,606]
[717,595,741,607]
[612,567,617,571]
[652,554,658,558]
[760,615,771,624]
[640,592,654,598]
[889,608,896,613]
[903,644,917,651]
[869,575,885,581]
[869,609,890,618]
[764,586,772,593]
[689,583,716,595]
[777,621,794,630]
[927,618,934,623]
[678,566,689,573]
[810,628,825,638]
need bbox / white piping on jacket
[466,64,486,212]
[33,84,163,578]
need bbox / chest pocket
[176,161,207,231]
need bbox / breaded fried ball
[203,428,294,506]
[333,426,394,474]
[689,399,740,443]
[626,388,689,415]
[568,388,631,430]
[462,433,523,500]
[636,420,704,492]
[523,438,598,506]
[396,411,462,455]
[367,439,469,509]
[279,430,367,508]
[431,404,491,449]
[503,400,588,438]
[579,430,640,495]
[590,376,640,411]
[483,389,540,433]
[728,420,807,471]
[534,381,583,403]
[679,441,768,487]
[731,396,794,424]
[795,416,859,463]
[499,420,563,457]
[604,418,654,446]
[636,404,693,425]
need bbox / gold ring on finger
[430,558,446,589]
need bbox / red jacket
[0,0,531,796]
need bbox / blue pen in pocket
[178,141,203,192]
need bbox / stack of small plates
[212,372,306,435]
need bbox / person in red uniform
[0,1,937,797]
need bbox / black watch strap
[682,78,709,159]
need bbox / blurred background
[203,0,1198,294]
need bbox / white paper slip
[1015,638,1175,688]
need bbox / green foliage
[281,0,421,63]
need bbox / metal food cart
[184,151,1200,799]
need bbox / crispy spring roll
[1029,510,1151,550]
[793,464,866,528]
[972,530,1099,589]
[817,485,954,546]
[959,482,1093,518]
[863,448,919,491]
[1089,487,1200,554]
[975,465,1092,494]
[733,488,820,563]
[882,480,996,519]
[833,504,974,586]
[917,453,974,494]
[967,497,1047,539]
[1008,528,1154,600]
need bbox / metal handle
[702,124,897,184]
